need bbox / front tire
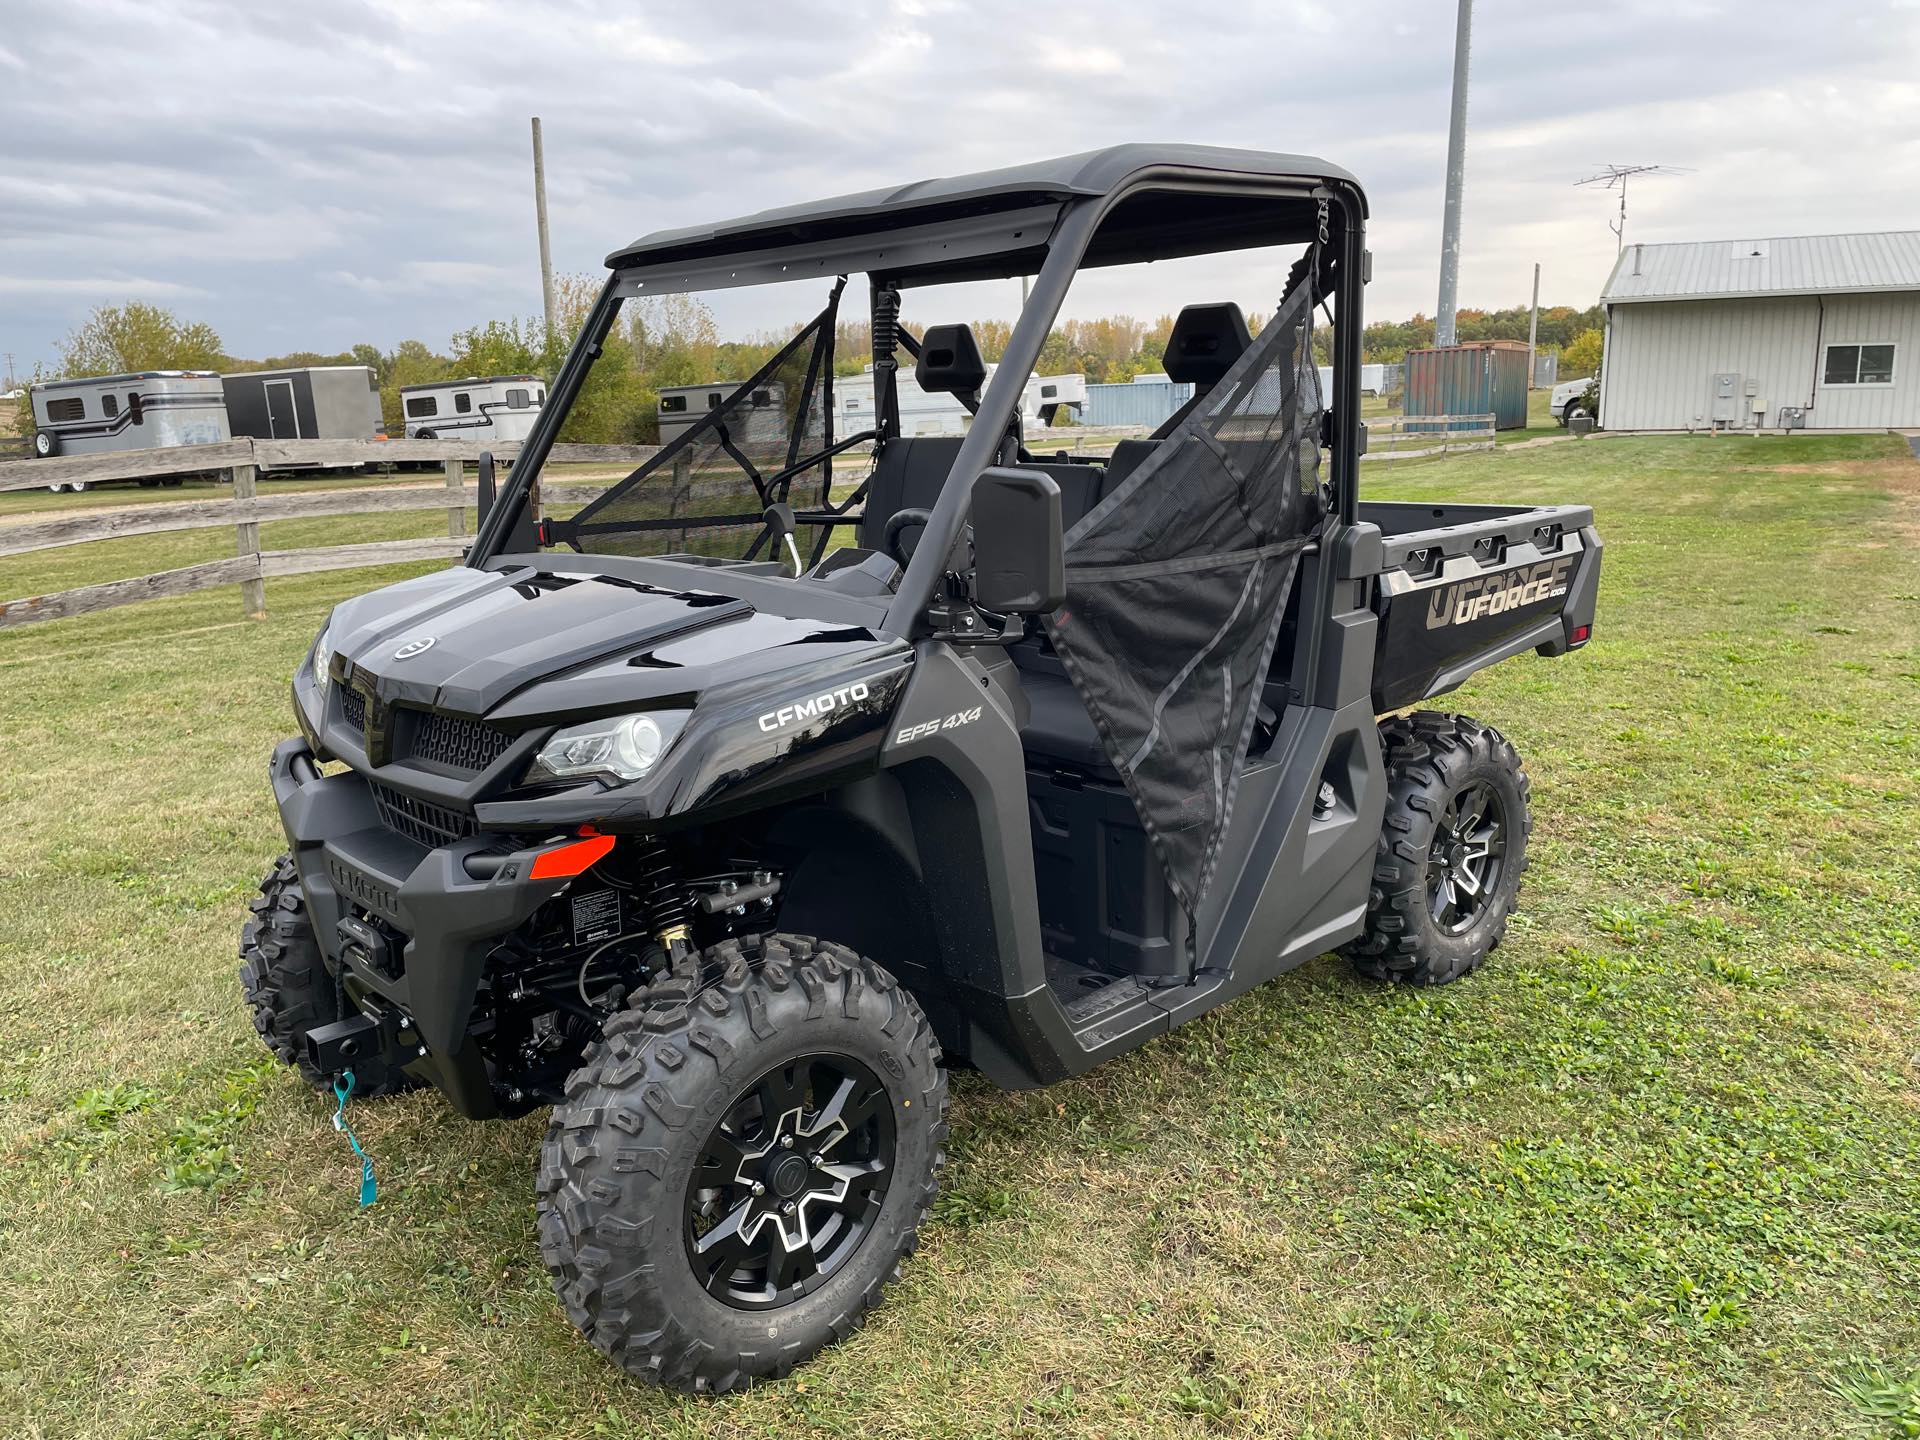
[238,854,410,1094]
[1345,713,1532,985]
[537,932,947,1393]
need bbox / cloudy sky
[3,0,1916,378]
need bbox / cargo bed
[1354,500,1602,713]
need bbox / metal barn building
[1600,231,1920,431]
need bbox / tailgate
[1368,502,1601,713]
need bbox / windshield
[545,281,858,565]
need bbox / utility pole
[1526,262,1540,389]
[1434,0,1472,348]
[531,117,558,341]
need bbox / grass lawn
[0,433,1916,1437]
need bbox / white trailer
[29,371,230,491]
[657,380,788,446]
[400,375,546,443]
[835,365,1086,438]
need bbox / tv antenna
[1576,164,1692,251]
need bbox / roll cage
[469,145,1370,643]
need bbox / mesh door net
[1041,277,1326,930]
[553,284,843,561]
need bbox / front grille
[411,711,514,772]
[369,780,478,849]
[340,685,367,731]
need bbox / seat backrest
[1163,303,1253,387]
[856,436,966,551]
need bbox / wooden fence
[1362,413,1497,460]
[0,437,657,630]
[0,415,1504,631]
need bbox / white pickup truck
[1550,375,1596,426]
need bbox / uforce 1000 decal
[1426,556,1576,630]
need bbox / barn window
[505,389,530,409]
[1824,343,1896,385]
[660,395,688,413]
[455,392,473,414]
[45,396,84,422]
[406,396,438,418]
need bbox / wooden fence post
[443,456,466,538]
[232,461,266,619]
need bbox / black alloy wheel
[684,1052,895,1309]
[1344,712,1533,985]
[1427,778,1508,935]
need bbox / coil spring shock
[635,841,693,958]
[872,286,900,373]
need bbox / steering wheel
[883,507,933,566]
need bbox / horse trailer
[224,366,383,445]
[834,365,1084,438]
[30,371,229,461]
[657,380,788,446]
[400,375,546,443]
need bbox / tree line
[15,287,1606,444]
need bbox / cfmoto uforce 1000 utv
[241,146,1600,1392]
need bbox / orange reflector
[528,833,616,881]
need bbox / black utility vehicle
[241,146,1600,1391]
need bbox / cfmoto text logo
[393,636,436,660]
[757,681,871,734]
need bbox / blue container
[1404,342,1530,430]
[1083,378,1194,429]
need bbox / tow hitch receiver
[305,1013,385,1076]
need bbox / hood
[330,564,751,714]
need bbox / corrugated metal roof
[1602,230,1920,304]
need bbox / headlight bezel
[525,709,691,787]
[309,622,335,698]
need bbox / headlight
[526,710,690,785]
[310,623,335,697]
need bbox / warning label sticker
[570,888,622,947]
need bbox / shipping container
[1404,341,1531,430]
[1083,377,1194,429]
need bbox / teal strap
[330,1070,378,1207]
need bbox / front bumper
[270,737,576,1117]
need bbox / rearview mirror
[972,466,1065,613]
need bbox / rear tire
[537,932,947,1393]
[238,854,411,1094]
[1344,713,1532,985]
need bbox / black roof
[607,144,1360,272]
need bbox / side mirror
[972,466,1065,613]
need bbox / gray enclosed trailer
[223,365,384,471]
[224,365,383,442]
[29,370,230,490]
